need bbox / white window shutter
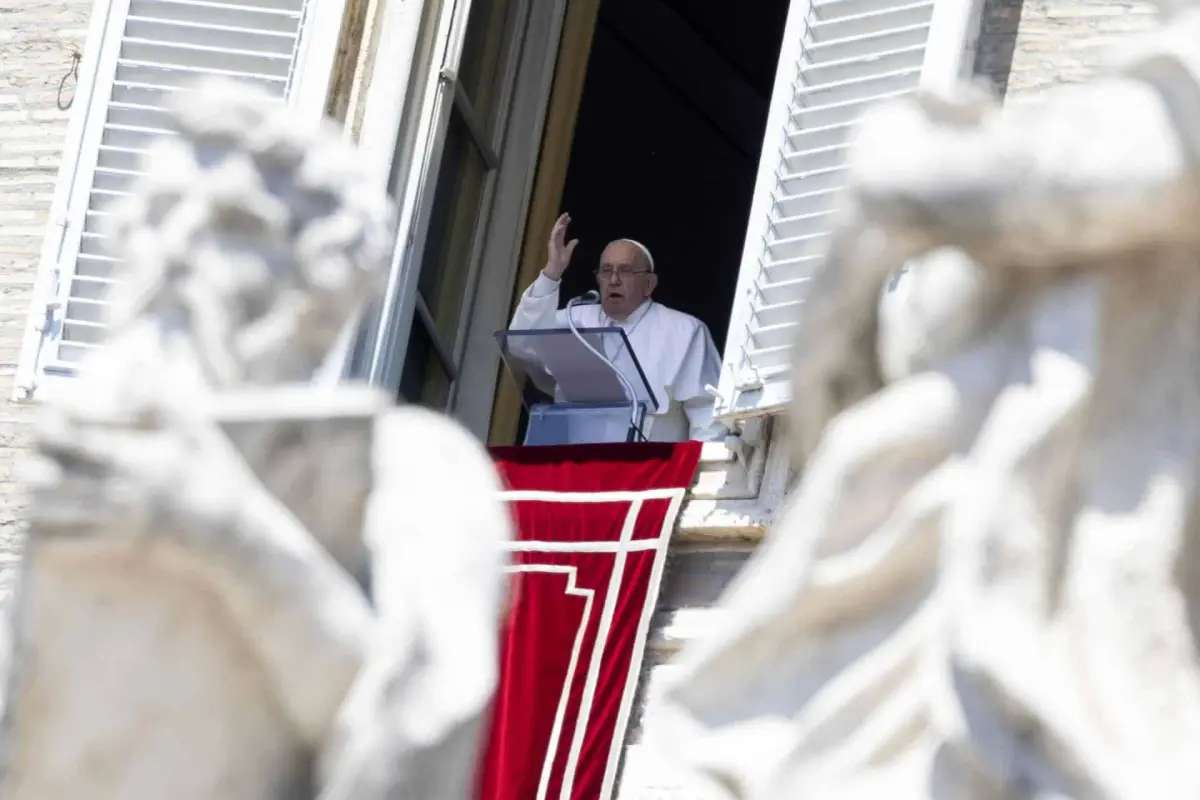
[17,0,346,396]
[713,0,983,421]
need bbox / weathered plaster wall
[0,0,94,600]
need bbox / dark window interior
[554,0,790,353]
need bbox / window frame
[400,0,531,411]
[354,0,569,437]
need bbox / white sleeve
[510,272,567,330]
[673,323,725,441]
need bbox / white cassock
[511,273,723,442]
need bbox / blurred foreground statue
[0,84,509,799]
[650,4,1200,798]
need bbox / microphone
[569,289,600,306]
[564,289,644,442]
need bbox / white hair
[614,238,655,273]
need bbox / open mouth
[605,291,624,301]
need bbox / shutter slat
[117,60,289,89]
[718,0,976,418]
[745,343,792,371]
[775,186,843,220]
[75,264,117,283]
[786,121,855,153]
[106,105,180,133]
[762,253,826,285]
[782,143,851,174]
[133,0,303,19]
[66,291,114,314]
[767,231,831,263]
[752,301,804,332]
[810,3,934,41]
[801,63,921,100]
[98,146,150,173]
[758,278,812,307]
[110,83,189,108]
[803,26,931,67]
[63,315,109,332]
[71,278,120,302]
[772,208,839,240]
[83,211,114,235]
[126,17,298,53]
[790,86,915,129]
[92,172,137,196]
[55,347,98,365]
[128,1,301,35]
[122,40,294,76]
[105,120,178,137]
[94,165,146,177]
[76,256,120,280]
[100,125,168,151]
[778,165,847,199]
[78,244,110,269]
[90,187,132,199]
[814,0,923,19]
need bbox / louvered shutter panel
[713,0,981,420]
[27,0,343,386]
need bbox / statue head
[105,80,394,388]
[1157,0,1200,17]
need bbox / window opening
[490,0,790,442]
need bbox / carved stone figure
[0,83,509,799]
[649,3,1200,798]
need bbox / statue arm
[30,406,372,746]
[317,407,510,800]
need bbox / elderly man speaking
[510,212,723,442]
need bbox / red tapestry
[478,442,702,800]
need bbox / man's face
[596,240,657,321]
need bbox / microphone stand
[566,293,645,442]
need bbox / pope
[510,212,723,442]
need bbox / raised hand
[543,212,579,281]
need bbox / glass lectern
[496,327,658,446]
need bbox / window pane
[457,0,516,127]
[417,111,489,354]
[399,315,453,410]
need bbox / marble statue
[0,82,510,799]
[649,2,1200,798]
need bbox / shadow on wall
[973,0,1025,99]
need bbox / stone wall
[975,0,1160,100]
[0,0,94,599]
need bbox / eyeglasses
[593,266,652,279]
